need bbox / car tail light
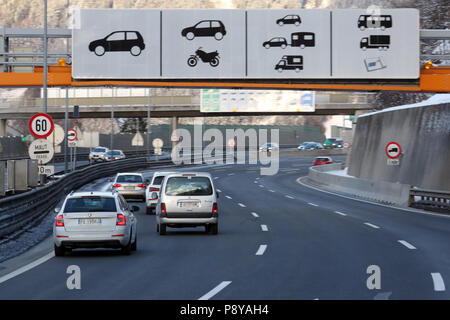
[113,184,121,188]
[55,215,64,227]
[212,203,218,214]
[137,184,146,188]
[161,203,166,214]
[149,187,160,192]
[313,161,318,166]
[116,214,126,226]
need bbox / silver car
[112,172,147,201]
[154,172,219,235]
[145,171,176,215]
[104,149,126,161]
[89,146,109,162]
[53,190,138,256]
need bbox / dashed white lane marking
[214,177,219,180]
[225,196,232,199]
[251,212,259,218]
[364,222,380,229]
[254,181,258,184]
[256,245,267,256]
[238,203,246,208]
[0,252,54,285]
[308,202,318,207]
[255,177,260,180]
[431,273,446,292]
[198,281,232,300]
[259,185,264,188]
[261,225,269,232]
[228,173,235,176]
[269,190,275,193]
[285,195,295,199]
[216,189,222,193]
[334,211,347,216]
[398,240,416,250]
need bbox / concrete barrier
[308,164,411,206]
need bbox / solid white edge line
[364,222,380,229]
[398,240,417,250]
[256,244,267,256]
[297,176,450,219]
[198,281,232,300]
[251,212,259,218]
[261,225,269,232]
[431,273,446,292]
[0,251,54,285]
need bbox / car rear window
[116,175,143,183]
[316,157,330,162]
[64,197,117,213]
[93,148,106,152]
[152,176,165,185]
[165,177,213,196]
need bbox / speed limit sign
[28,113,54,139]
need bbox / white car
[112,172,147,201]
[89,146,109,162]
[53,190,138,256]
[259,142,279,152]
[145,171,176,214]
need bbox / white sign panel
[38,165,55,175]
[73,9,419,80]
[29,139,54,165]
[332,9,419,78]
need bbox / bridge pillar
[0,119,6,137]
[171,116,178,150]
[345,110,371,168]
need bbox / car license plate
[178,201,200,208]
[124,186,135,190]
[78,218,102,225]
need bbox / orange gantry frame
[0,65,448,92]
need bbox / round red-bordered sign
[68,129,78,141]
[385,141,402,159]
[28,113,54,139]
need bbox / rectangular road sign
[38,165,55,176]
[68,141,77,148]
[73,9,419,80]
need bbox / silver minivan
[154,172,219,235]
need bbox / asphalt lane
[0,155,449,299]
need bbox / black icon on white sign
[187,48,220,67]
[360,35,390,50]
[275,55,303,72]
[181,20,227,41]
[276,15,302,26]
[263,32,315,49]
[89,31,146,56]
[358,15,392,31]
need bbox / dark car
[263,37,288,49]
[181,20,227,41]
[276,15,301,26]
[89,31,145,57]
[298,142,324,150]
[324,138,344,149]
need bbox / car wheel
[186,32,195,40]
[214,32,223,41]
[146,206,153,215]
[131,233,137,251]
[159,224,166,235]
[295,21,300,26]
[265,44,270,49]
[130,45,141,56]
[121,234,132,255]
[94,45,105,56]
[281,44,287,49]
[54,244,65,257]
[278,21,284,26]
[210,223,218,235]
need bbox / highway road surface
[0,155,449,300]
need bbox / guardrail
[408,188,450,213]
[0,156,173,241]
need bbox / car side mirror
[131,205,140,212]
[54,207,60,213]
[216,191,220,198]
[145,179,150,184]
[151,192,159,200]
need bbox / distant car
[145,171,176,215]
[313,156,334,166]
[112,173,147,201]
[154,172,219,235]
[104,150,126,161]
[324,138,343,149]
[259,142,279,152]
[276,15,302,26]
[88,31,145,57]
[298,142,324,150]
[263,37,288,49]
[181,20,227,41]
[89,146,109,162]
[53,190,138,256]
